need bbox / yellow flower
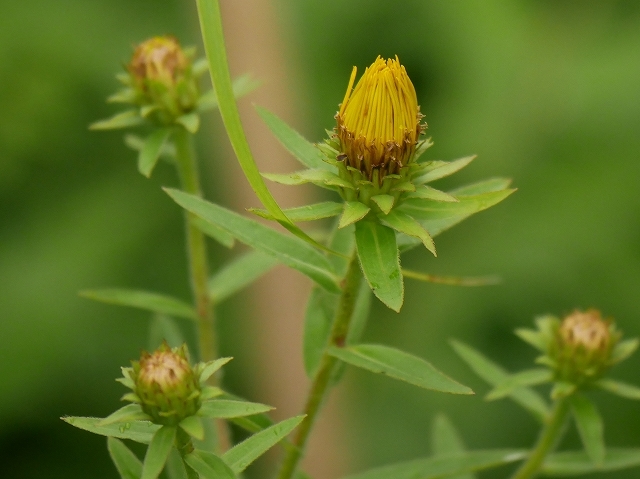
[336,56,424,180]
[129,36,188,89]
[559,309,610,353]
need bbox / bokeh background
[2,1,640,478]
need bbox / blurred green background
[1,1,640,478]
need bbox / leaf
[62,416,159,443]
[199,357,233,383]
[197,74,261,112]
[192,217,236,248]
[185,451,236,479]
[370,194,395,214]
[595,378,640,400]
[90,109,143,130]
[380,210,436,256]
[402,269,500,287]
[108,88,137,104]
[514,328,547,352]
[340,201,370,228]
[570,395,605,465]
[165,189,341,293]
[208,251,279,303]
[263,169,352,190]
[223,415,305,473]
[450,178,512,196]
[431,414,475,479]
[125,134,176,160]
[346,281,373,345]
[141,426,176,479]
[195,0,329,251]
[138,129,172,178]
[180,416,205,440]
[302,287,335,378]
[176,112,200,133]
[198,399,273,419]
[450,340,550,421]
[414,156,476,184]
[165,450,189,479]
[255,106,327,169]
[407,185,458,202]
[108,437,143,479]
[79,289,196,321]
[328,344,473,395]
[341,449,526,479]
[250,201,343,222]
[542,448,640,476]
[100,404,149,426]
[610,338,639,364]
[355,221,403,312]
[485,369,552,401]
[400,190,514,222]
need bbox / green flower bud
[131,342,201,426]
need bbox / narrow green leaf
[180,416,205,440]
[340,202,370,228]
[514,328,547,352]
[342,449,526,479]
[432,414,475,479]
[355,221,403,312]
[450,340,550,421]
[62,416,159,443]
[381,210,436,256]
[192,217,235,248]
[407,185,458,202]
[199,399,273,419]
[250,201,343,222]
[450,178,512,196]
[108,88,137,104]
[195,0,324,250]
[79,289,196,321]
[485,369,552,401]
[370,194,395,214]
[164,450,189,479]
[570,395,605,465]
[176,112,200,134]
[414,156,476,184]
[208,251,279,303]
[402,269,500,287]
[223,415,305,473]
[255,106,327,169]
[100,404,149,426]
[610,338,639,364]
[263,169,352,190]
[138,129,171,178]
[125,134,176,159]
[199,357,233,383]
[328,344,473,395]
[595,378,640,400]
[303,287,335,378]
[108,437,143,479]
[346,281,372,345]
[141,426,176,479]
[542,448,640,476]
[90,109,143,130]
[185,451,236,479]
[165,189,341,293]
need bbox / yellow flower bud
[336,56,424,180]
[559,309,610,353]
[129,36,188,89]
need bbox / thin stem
[276,251,363,479]
[175,428,199,479]
[510,396,571,479]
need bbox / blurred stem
[510,396,571,479]
[276,251,362,479]
[175,428,199,479]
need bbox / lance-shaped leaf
[138,129,172,178]
[432,414,475,479]
[340,201,371,228]
[255,106,328,170]
[595,378,640,400]
[198,399,273,419]
[185,451,236,479]
[79,289,196,321]
[485,369,552,401]
[402,269,500,287]
[380,210,436,256]
[328,344,473,395]
[223,415,305,474]
[450,340,549,421]
[610,338,639,364]
[303,287,335,378]
[341,449,526,479]
[90,109,144,130]
[355,221,403,312]
[208,251,279,304]
[570,395,605,465]
[250,202,343,222]
[176,112,200,134]
[413,156,476,184]
[108,437,143,479]
[400,189,514,222]
[542,448,640,476]
[514,328,547,352]
[407,185,458,203]
[179,416,204,440]
[263,169,352,190]
[165,450,189,479]
[370,194,395,214]
[108,88,137,104]
[62,416,159,443]
[192,217,236,248]
[100,404,150,426]
[199,357,233,383]
[141,426,176,479]
[450,178,513,196]
[165,189,341,293]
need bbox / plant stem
[276,252,363,479]
[175,428,199,479]
[174,127,218,365]
[510,396,571,479]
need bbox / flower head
[336,56,424,179]
[129,36,188,90]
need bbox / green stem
[174,127,218,365]
[276,252,363,479]
[175,428,199,479]
[510,396,571,479]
